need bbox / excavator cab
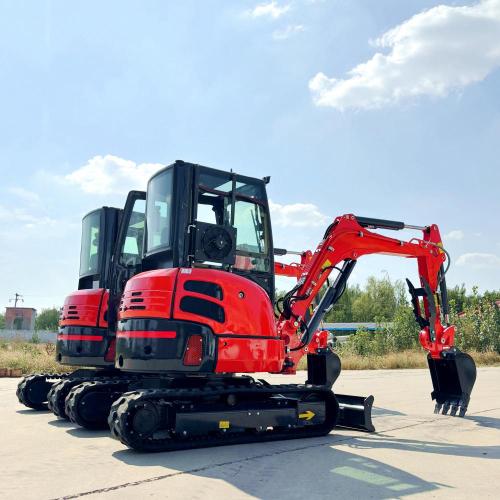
[58,192,146,366]
[58,206,122,367]
[141,160,275,297]
[17,203,140,412]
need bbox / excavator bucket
[336,394,375,432]
[428,349,477,417]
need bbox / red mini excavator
[17,191,145,419]
[94,160,477,452]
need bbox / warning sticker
[321,259,332,270]
[219,420,230,429]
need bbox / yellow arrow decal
[299,410,315,420]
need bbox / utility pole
[8,293,25,330]
[9,293,24,308]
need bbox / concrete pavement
[1,367,499,499]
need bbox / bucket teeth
[434,399,468,417]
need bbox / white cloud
[0,204,57,231]
[455,252,500,269]
[7,187,40,203]
[273,24,305,40]
[270,200,330,227]
[246,1,291,19]
[309,0,500,110]
[445,229,464,240]
[63,155,164,195]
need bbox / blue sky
[1,0,499,311]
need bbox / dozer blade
[335,394,375,432]
[428,349,476,417]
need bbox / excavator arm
[275,214,476,418]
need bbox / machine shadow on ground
[16,409,47,415]
[345,435,500,459]
[107,426,500,498]
[109,435,446,499]
[47,417,74,428]
[371,406,406,417]
[65,427,111,439]
[466,414,500,430]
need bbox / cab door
[108,190,146,329]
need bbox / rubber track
[65,379,136,430]
[109,384,339,452]
[48,378,90,418]
[17,373,68,410]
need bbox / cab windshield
[197,171,270,272]
[80,210,101,276]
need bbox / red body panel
[216,337,284,373]
[60,289,107,327]
[119,269,177,319]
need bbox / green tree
[351,276,397,322]
[448,284,468,313]
[35,308,60,331]
[325,284,362,322]
[0,313,5,329]
[451,287,500,352]
[384,306,420,350]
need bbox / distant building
[4,307,37,330]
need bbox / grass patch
[297,349,500,370]
[0,340,69,374]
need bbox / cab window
[146,169,173,253]
[80,210,101,276]
[119,199,145,267]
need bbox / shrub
[384,306,420,351]
[451,288,500,353]
[342,327,388,356]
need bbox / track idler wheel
[65,380,130,430]
[16,375,55,410]
[428,349,477,417]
